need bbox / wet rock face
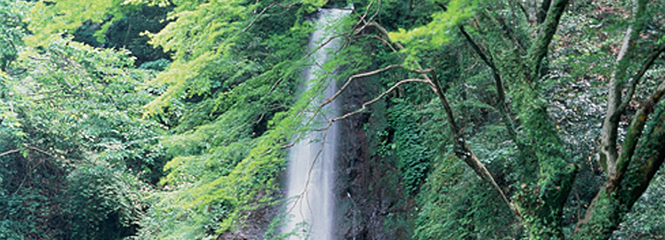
[337,68,412,240]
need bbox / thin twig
[618,43,665,114]
[0,149,21,158]
[323,64,403,109]
[242,2,277,33]
[331,79,432,122]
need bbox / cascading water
[282,8,350,240]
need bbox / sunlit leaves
[0,20,166,237]
[0,0,28,69]
[26,0,138,46]
[388,0,478,56]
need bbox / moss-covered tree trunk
[491,0,577,238]
[449,0,665,238]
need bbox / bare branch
[0,146,65,160]
[0,149,21,158]
[418,68,522,219]
[294,19,521,218]
[598,0,648,173]
[353,1,372,27]
[356,21,405,50]
[610,79,665,192]
[372,35,399,53]
[367,0,381,24]
[267,77,284,94]
[617,43,665,114]
[25,146,61,159]
[459,25,518,142]
[242,2,277,33]
[304,32,349,59]
[459,25,497,70]
[331,78,433,122]
[323,64,404,109]
[281,65,405,149]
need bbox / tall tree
[22,0,665,239]
[367,0,665,238]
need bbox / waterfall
[282,8,350,240]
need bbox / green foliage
[63,161,147,240]
[27,0,138,46]
[0,19,165,238]
[414,155,520,240]
[73,4,172,66]
[387,99,433,195]
[612,171,665,239]
[0,0,28,70]
[388,0,478,65]
[9,0,665,239]
[127,1,363,238]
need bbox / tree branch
[304,31,351,59]
[537,0,553,24]
[356,21,406,50]
[575,98,665,238]
[417,68,522,219]
[528,0,569,79]
[353,20,521,218]
[610,79,665,192]
[617,43,665,114]
[598,0,648,173]
[281,64,404,149]
[323,64,404,109]
[459,25,518,142]
[0,146,65,160]
[331,78,433,122]
[353,1,373,27]
[0,149,21,158]
[241,2,277,33]
[367,0,381,24]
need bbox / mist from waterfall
[282,8,350,240]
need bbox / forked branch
[528,0,569,78]
[617,43,665,114]
[331,78,433,122]
[459,25,518,142]
[415,68,521,219]
[598,0,648,173]
[610,79,665,192]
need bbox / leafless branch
[463,58,479,71]
[281,64,404,149]
[304,32,351,59]
[611,79,665,190]
[0,146,65,160]
[267,77,284,94]
[414,67,520,219]
[367,0,381,24]
[242,2,277,33]
[0,149,21,158]
[332,78,433,122]
[324,64,404,109]
[353,1,373,27]
[617,43,665,114]
[25,146,61,159]
[459,25,518,142]
[599,0,648,173]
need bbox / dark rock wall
[336,67,413,240]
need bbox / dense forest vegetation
[1,0,665,239]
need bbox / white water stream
[282,8,350,240]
